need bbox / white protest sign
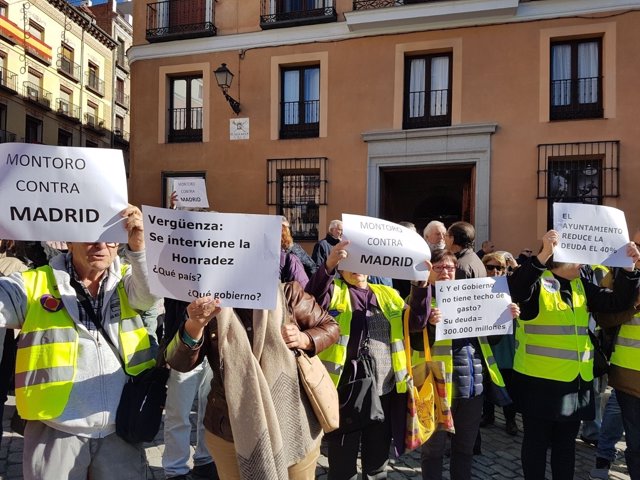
[553,203,630,268]
[143,206,281,309]
[0,143,128,242]
[435,276,513,341]
[338,214,430,281]
[172,177,209,209]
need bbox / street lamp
[214,63,241,115]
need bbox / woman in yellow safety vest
[506,229,640,480]
[420,249,519,480]
[305,239,433,480]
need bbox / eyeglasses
[90,242,118,248]
[485,264,504,272]
[523,249,533,254]
[433,265,456,272]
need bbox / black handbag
[116,364,170,443]
[589,330,609,378]
[71,279,168,444]
[329,322,384,436]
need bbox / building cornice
[129,0,640,64]
[46,0,117,49]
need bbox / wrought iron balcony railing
[280,100,320,139]
[115,90,130,109]
[260,0,337,29]
[55,98,81,120]
[84,112,106,133]
[168,106,203,142]
[22,81,51,109]
[146,0,216,42]
[353,0,430,10]
[116,49,129,72]
[57,54,81,81]
[403,88,451,129]
[0,66,18,92]
[86,72,105,96]
[550,76,603,120]
[113,129,130,143]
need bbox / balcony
[168,106,203,143]
[54,98,81,121]
[22,82,51,109]
[347,0,518,31]
[113,129,130,144]
[146,0,216,42]
[116,49,129,72]
[280,100,320,139]
[57,54,81,82]
[86,73,105,97]
[550,77,603,121]
[260,0,337,29]
[0,129,17,143]
[84,113,107,135]
[0,66,18,92]
[115,90,130,109]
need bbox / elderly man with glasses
[0,205,160,480]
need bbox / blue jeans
[616,389,640,480]
[162,359,213,477]
[596,390,624,463]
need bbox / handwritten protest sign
[0,143,128,242]
[435,276,513,341]
[338,214,431,281]
[143,206,281,309]
[172,177,209,209]
[553,203,630,268]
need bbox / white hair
[423,220,445,241]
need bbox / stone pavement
[0,394,630,480]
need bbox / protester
[280,221,309,288]
[306,239,432,479]
[420,249,517,480]
[479,252,518,436]
[507,229,640,480]
[0,205,160,479]
[312,219,343,268]
[282,217,317,278]
[593,229,640,480]
[165,282,339,480]
[476,240,495,260]
[445,222,486,278]
[162,299,218,480]
[516,248,533,265]
[589,390,624,479]
[423,221,447,252]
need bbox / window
[267,157,328,241]
[115,114,124,134]
[168,75,203,143]
[115,77,128,107]
[280,65,319,139]
[25,115,42,143]
[116,38,126,67]
[58,128,72,146]
[0,2,7,17]
[404,53,452,129]
[28,20,44,41]
[550,38,603,120]
[85,102,101,128]
[537,141,619,228]
[58,88,72,114]
[86,62,104,95]
[59,44,76,78]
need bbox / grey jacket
[0,249,159,438]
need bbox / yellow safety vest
[16,265,156,420]
[318,279,409,393]
[513,270,593,382]
[610,311,640,371]
[413,300,505,404]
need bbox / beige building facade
[0,0,118,148]
[128,0,640,254]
